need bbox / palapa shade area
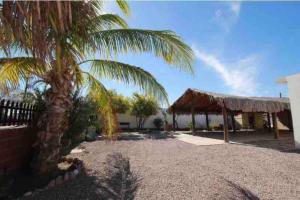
[168,89,290,114]
[168,89,291,142]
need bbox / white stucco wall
[117,109,224,129]
[285,74,300,148]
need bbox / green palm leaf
[81,59,168,103]
[92,29,194,72]
[0,57,45,92]
[68,14,128,55]
[116,0,130,17]
[94,14,128,29]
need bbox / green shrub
[108,90,131,114]
[30,88,100,154]
[209,122,219,131]
[153,118,163,130]
[61,90,98,154]
[187,122,193,130]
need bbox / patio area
[173,130,295,151]
[168,89,292,143]
[174,132,225,146]
[22,131,300,200]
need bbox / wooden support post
[287,110,293,131]
[191,107,195,134]
[205,112,209,131]
[272,113,279,139]
[267,113,271,132]
[172,108,176,132]
[231,113,236,134]
[222,105,229,142]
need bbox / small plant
[187,122,193,130]
[209,122,220,131]
[219,124,224,130]
[153,118,163,130]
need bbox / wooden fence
[0,99,36,126]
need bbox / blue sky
[6,1,297,104]
[101,1,300,105]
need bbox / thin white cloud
[230,2,241,16]
[194,48,258,96]
[214,2,241,32]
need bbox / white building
[278,73,300,148]
[117,108,223,130]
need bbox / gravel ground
[22,134,300,200]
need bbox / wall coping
[0,125,27,130]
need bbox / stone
[70,172,76,179]
[70,148,83,154]
[73,158,81,164]
[35,188,44,193]
[86,126,97,141]
[73,169,79,176]
[55,175,64,185]
[47,180,55,189]
[75,160,83,169]
[64,172,70,181]
[23,191,32,197]
[66,157,74,163]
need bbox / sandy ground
[22,133,300,200]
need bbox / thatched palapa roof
[168,89,290,114]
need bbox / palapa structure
[168,89,291,142]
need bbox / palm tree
[0,1,194,175]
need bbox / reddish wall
[0,126,36,176]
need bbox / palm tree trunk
[32,71,73,175]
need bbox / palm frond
[116,0,130,16]
[81,59,168,104]
[0,57,45,93]
[92,29,194,72]
[72,64,84,87]
[93,14,128,29]
[83,71,117,138]
[66,14,128,59]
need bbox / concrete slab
[174,133,225,146]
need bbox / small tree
[108,90,131,114]
[130,93,158,130]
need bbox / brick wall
[0,126,36,176]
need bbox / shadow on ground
[96,153,139,200]
[21,171,261,200]
[241,137,296,153]
[118,131,175,141]
[183,130,295,152]
[21,173,101,200]
[22,153,139,200]
[224,179,260,200]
